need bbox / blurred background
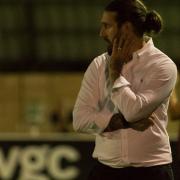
[0,0,179,179]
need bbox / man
[73,0,177,179]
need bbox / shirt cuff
[112,75,130,90]
[95,109,113,132]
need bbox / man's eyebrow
[101,22,110,25]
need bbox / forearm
[73,105,113,134]
[108,58,124,84]
[109,59,177,123]
[103,112,154,132]
[111,75,176,123]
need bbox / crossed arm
[73,36,177,134]
[73,56,176,134]
[103,112,154,132]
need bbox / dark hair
[105,0,163,37]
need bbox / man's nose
[99,27,106,38]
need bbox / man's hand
[104,113,130,132]
[108,38,125,84]
[130,116,154,131]
[104,113,154,132]
[109,30,136,84]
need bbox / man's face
[100,11,121,55]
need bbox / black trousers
[87,160,174,180]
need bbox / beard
[103,38,113,56]
[107,43,113,56]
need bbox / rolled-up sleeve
[111,61,177,122]
[73,59,113,134]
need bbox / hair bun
[145,10,163,34]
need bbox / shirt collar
[133,37,154,59]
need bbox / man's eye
[104,24,111,29]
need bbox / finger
[131,119,153,131]
[123,35,134,61]
[118,36,125,50]
[112,38,119,54]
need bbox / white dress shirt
[73,38,177,168]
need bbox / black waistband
[95,160,172,170]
